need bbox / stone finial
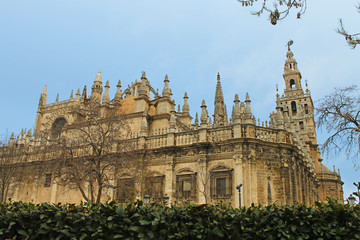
[82,85,87,101]
[8,132,15,146]
[200,100,208,125]
[91,69,103,103]
[95,69,102,83]
[102,80,110,105]
[162,74,171,98]
[75,88,81,102]
[305,80,309,93]
[195,112,199,126]
[141,71,146,79]
[70,90,74,100]
[182,92,190,114]
[245,92,252,116]
[114,80,122,103]
[55,93,59,104]
[138,77,147,97]
[232,94,240,120]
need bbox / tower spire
[214,72,226,126]
[38,84,47,107]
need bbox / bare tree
[316,85,360,162]
[197,164,210,204]
[337,4,360,49]
[45,103,145,203]
[237,0,306,25]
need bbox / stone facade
[0,49,343,206]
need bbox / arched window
[291,101,297,115]
[51,117,67,138]
[290,79,295,89]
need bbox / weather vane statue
[287,40,294,50]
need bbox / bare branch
[316,85,360,161]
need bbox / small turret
[162,74,171,98]
[90,69,103,103]
[232,94,240,123]
[195,112,199,126]
[138,75,147,97]
[75,88,81,102]
[182,92,190,114]
[102,80,110,105]
[82,85,87,101]
[200,100,208,126]
[114,80,122,103]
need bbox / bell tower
[279,42,316,140]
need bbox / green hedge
[0,200,359,240]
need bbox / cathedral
[0,48,343,206]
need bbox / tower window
[290,79,295,89]
[299,121,304,130]
[291,101,297,115]
[304,104,309,114]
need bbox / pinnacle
[42,84,47,94]
[245,92,250,102]
[201,99,206,107]
[141,72,146,79]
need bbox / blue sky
[0,0,358,202]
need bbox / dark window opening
[44,174,51,188]
[51,117,67,138]
[299,121,304,130]
[216,178,226,196]
[290,79,295,89]
[291,101,297,115]
[304,104,309,114]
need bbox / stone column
[164,157,175,204]
[50,182,58,203]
